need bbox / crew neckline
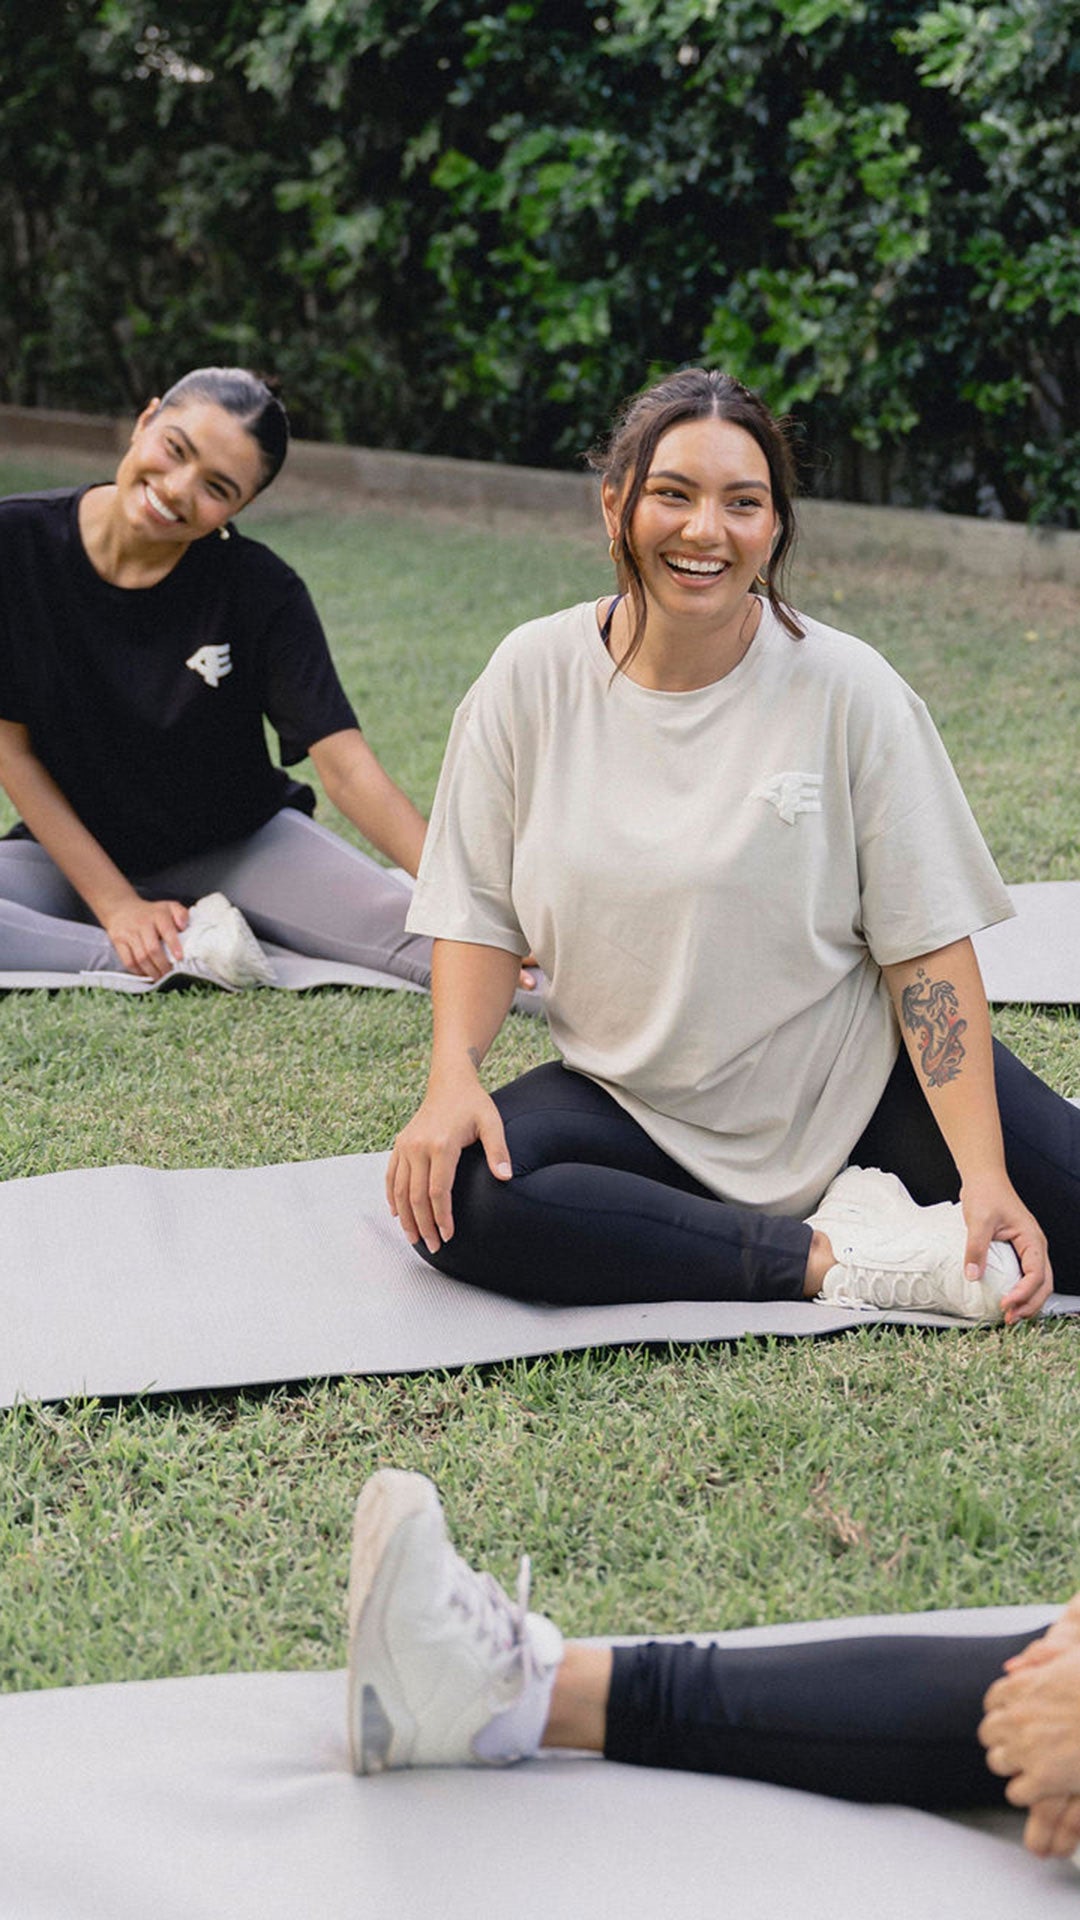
[588,595,774,700]
[70,484,202,596]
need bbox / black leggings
[422,1041,1080,1305]
[605,1628,1043,1806]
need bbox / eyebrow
[647,468,771,493]
[165,422,244,500]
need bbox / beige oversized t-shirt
[408,601,1014,1216]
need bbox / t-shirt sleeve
[853,683,1014,965]
[256,570,359,765]
[406,672,528,955]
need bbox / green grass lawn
[0,453,1077,1694]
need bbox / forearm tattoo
[901,968,967,1088]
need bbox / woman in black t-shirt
[0,366,477,989]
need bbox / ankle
[541,1644,612,1752]
[803,1229,834,1298]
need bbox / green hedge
[2,1,1077,522]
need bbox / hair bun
[253,370,285,401]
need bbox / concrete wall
[3,403,1079,585]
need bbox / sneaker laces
[446,1550,531,1660]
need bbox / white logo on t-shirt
[186,644,233,688]
[752,771,823,826]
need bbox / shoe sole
[824,1244,1014,1322]
[347,1470,441,1774]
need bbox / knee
[420,1142,511,1285]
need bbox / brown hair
[587,368,803,673]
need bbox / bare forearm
[883,937,1005,1182]
[346,775,426,876]
[0,728,137,924]
[387,939,521,1250]
[429,939,521,1082]
[311,731,426,875]
[884,936,1051,1317]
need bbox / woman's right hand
[102,896,188,979]
[387,1069,512,1254]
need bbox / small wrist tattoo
[466,1046,483,1071]
[901,967,967,1088]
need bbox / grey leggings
[0,810,435,984]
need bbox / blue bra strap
[599,593,624,646]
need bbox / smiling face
[613,416,779,635]
[113,397,266,547]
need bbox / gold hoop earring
[755,571,768,587]
[608,538,620,564]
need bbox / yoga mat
[0,1606,1072,1920]
[0,941,425,994]
[974,882,1080,1004]
[3,880,1078,1001]
[0,1151,1075,1407]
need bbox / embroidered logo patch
[186,643,232,689]
[752,771,823,825]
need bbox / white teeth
[146,483,179,522]
[665,556,727,575]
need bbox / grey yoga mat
[0,940,426,994]
[0,1150,1076,1408]
[972,882,1080,1004]
[0,1606,1072,1920]
[1,880,1079,1000]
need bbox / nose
[683,495,725,544]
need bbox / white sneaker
[807,1165,1020,1323]
[347,1469,563,1774]
[178,893,276,989]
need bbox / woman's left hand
[958,1173,1052,1324]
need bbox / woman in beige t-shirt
[388,369,1075,1325]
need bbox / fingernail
[495,1161,512,1178]
[965,1263,980,1281]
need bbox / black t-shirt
[0,487,359,875]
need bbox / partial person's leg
[346,1464,1049,1805]
[602,1629,1041,1805]
[0,839,117,970]
[143,810,435,986]
[0,817,429,980]
[853,1040,1080,1292]
[421,1061,811,1305]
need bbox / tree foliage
[1,0,1077,521]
